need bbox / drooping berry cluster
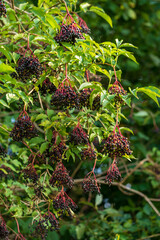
[77,15,90,34]
[0,218,9,240]
[12,56,43,81]
[53,190,77,217]
[78,89,101,110]
[22,164,39,184]
[49,162,73,188]
[28,153,46,165]
[39,78,57,95]
[55,22,83,45]
[82,177,100,193]
[0,144,6,157]
[51,85,78,109]
[108,81,126,105]
[81,146,96,161]
[32,212,59,240]
[103,132,132,158]
[46,142,66,162]
[70,122,88,145]
[10,111,37,142]
[0,0,6,18]
[105,159,121,186]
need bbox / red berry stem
[86,70,90,82]
[22,141,35,155]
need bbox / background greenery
[0,0,160,239]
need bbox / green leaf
[80,3,91,12]
[76,224,85,240]
[137,86,160,106]
[0,99,10,108]
[35,113,48,121]
[0,63,16,73]
[90,6,113,28]
[95,194,103,206]
[120,43,138,49]
[29,137,45,145]
[0,46,12,62]
[40,142,49,154]
[45,14,60,30]
[91,64,111,79]
[118,50,138,64]
[6,93,19,104]
[120,127,134,135]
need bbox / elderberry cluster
[78,17,91,34]
[53,191,78,217]
[108,83,126,105]
[51,86,78,109]
[103,133,132,158]
[22,164,39,184]
[12,56,43,81]
[0,220,9,240]
[0,144,6,157]
[55,23,83,45]
[28,153,46,165]
[82,177,100,193]
[81,147,96,161]
[78,89,101,110]
[70,125,88,145]
[0,0,6,18]
[39,78,57,95]
[46,142,66,162]
[50,162,73,188]
[10,114,37,142]
[105,162,121,186]
[32,212,59,240]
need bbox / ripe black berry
[78,89,101,110]
[0,218,9,240]
[32,212,59,240]
[28,153,46,165]
[39,78,57,95]
[82,177,100,193]
[103,132,132,158]
[0,144,6,157]
[105,160,121,186]
[53,190,77,217]
[77,15,90,34]
[49,162,73,189]
[51,85,78,110]
[12,56,43,81]
[55,22,84,45]
[22,164,39,184]
[81,146,96,161]
[70,123,88,145]
[10,111,37,142]
[108,81,126,105]
[0,0,6,18]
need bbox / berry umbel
[103,127,132,158]
[0,217,9,240]
[10,111,37,142]
[32,212,59,240]
[53,188,77,217]
[0,0,6,18]
[105,159,121,186]
[22,164,39,184]
[49,162,74,189]
[70,122,89,145]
